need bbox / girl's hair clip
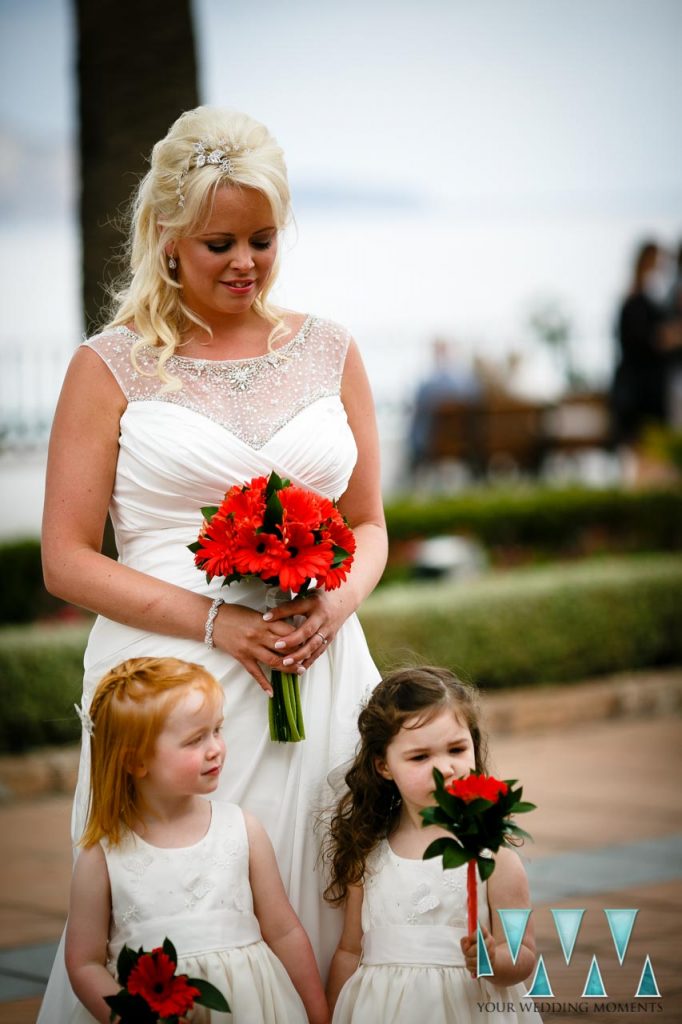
[74,700,95,736]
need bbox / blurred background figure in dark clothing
[610,240,678,482]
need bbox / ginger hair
[80,656,223,847]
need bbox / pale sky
[1,0,681,218]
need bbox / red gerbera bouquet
[104,938,229,1023]
[190,471,356,742]
[421,770,535,938]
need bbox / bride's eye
[206,241,233,253]
[251,238,274,250]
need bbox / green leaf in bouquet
[477,854,496,881]
[422,836,459,860]
[265,471,289,497]
[200,505,220,523]
[263,489,284,532]
[189,977,231,1012]
[115,944,141,987]
[511,801,537,814]
[420,805,458,831]
[442,843,472,870]
[331,545,351,565]
[105,989,157,1023]
[161,936,177,965]
[187,540,201,554]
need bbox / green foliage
[1,554,680,754]
[360,554,682,689]
[384,486,682,551]
[0,624,90,751]
[0,538,65,624]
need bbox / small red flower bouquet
[190,471,355,742]
[104,938,229,1022]
[421,770,535,936]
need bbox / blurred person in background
[407,337,481,479]
[610,240,679,482]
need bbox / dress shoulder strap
[82,327,144,401]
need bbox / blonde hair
[106,106,292,388]
[80,657,223,847]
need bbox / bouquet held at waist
[105,937,229,1022]
[190,470,356,742]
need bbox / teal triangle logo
[498,909,531,964]
[604,909,638,964]
[635,956,661,998]
[582,955,608,998]
[476,923,494,977]
[551,908,584,965]
[525,954,553,997]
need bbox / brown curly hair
[323,666,487,905]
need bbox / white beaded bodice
[84,315,350,450]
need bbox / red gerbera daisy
[278,522,333,593]
[325,512,356,556]
[446,774,509,804]
[232,526,289,579]
[194,516,238,579]
[279,486,323,529]
[221,478,268,528]
[127,949,200,1017]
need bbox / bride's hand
[262,589,352,671]
[212,602,301,694]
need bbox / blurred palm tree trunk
[76,0,199,334]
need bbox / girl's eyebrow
[402,735,470,755]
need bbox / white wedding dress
[38,315,380,1021]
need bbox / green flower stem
[269,669,304,742]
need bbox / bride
[38,106,386,1017]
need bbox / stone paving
[0,670,680,1022]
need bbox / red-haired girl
[64,657,329,1024]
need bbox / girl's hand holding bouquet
[191,471,355,741]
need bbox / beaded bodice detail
[84,315,350,450]
[361,840,489,931]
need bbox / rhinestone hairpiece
[175,139,249,208]
[74,699,95,736]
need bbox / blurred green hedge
[0,624,90,752]
[359,554,682,688]
[384,486,682,550]
[2,487,680,624]
[1,554,680,752]
[0,538,65,624]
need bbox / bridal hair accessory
[74,700,95,736]
[176,139,251,208]
[204,597,225,649]
[168,254,177,271]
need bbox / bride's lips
[222,279,256,295]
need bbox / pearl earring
[168,255,177,271]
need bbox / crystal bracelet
[204,597,225,649]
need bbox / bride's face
[172,186,278,321]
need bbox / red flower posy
[127,948,200,1017]
[446,774,509,804]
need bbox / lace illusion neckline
[112,315,314,367]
